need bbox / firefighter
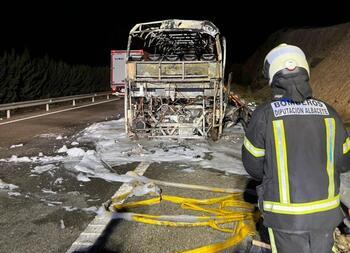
[242,43,350,253]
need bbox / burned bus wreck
[124,20,226,139]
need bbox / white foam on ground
[31,164,57,174]
[39,133,61,138]
[1,155,64,164]
[33,155,65,163]
[44,201,62,206]
[60,219,65,229]
[62,205,104,215]
[76,119,246,175]
[0,179,19,191]
[0,118,247,184]
[8,191,21,196]
[182,168,195,173]
[71,141,79,146]
[57,145,86,157]
[42,189,57,194]
[10,144,23,149]
[130,183,161,197]
[54,177,63,184]
[73,150,106,173]
[67,147,86,157]
[8,155,31,163]
[87,198,100,202]
[57,145,68,153]
[63,206,79,212]
[82,206,98,213]
[77,173,91,182]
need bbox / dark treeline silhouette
[0,49,109,104]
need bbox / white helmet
[262,43,310,85]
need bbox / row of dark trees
[0,49,109,104]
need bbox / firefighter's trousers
[268,228,334,253]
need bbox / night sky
[2,1,350,66]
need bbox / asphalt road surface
[0,98,254,253]
[0,99,126,253]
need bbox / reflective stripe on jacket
[242,98,350,230]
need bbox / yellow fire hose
[112,192,257,252]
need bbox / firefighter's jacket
[242,97,350,231]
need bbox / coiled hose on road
[112,191,257,253]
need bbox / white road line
[66,162,151,253]
[0,98,120,126]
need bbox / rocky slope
[242,22,350,120]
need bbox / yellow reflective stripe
[263,195,340,215]
[325,118,335,198]
[273,120,290,204]
[243,136,265,157]
[344,137,350,155]
[268,228,278,253]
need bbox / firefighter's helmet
[262,43,310,85]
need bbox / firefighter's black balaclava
[263,43,313,103]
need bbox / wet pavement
[0,98,256,253]
[0,99,126,253]
[100,163,253,253]
[0,160,253,253]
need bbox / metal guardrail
[0,92,112,119]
